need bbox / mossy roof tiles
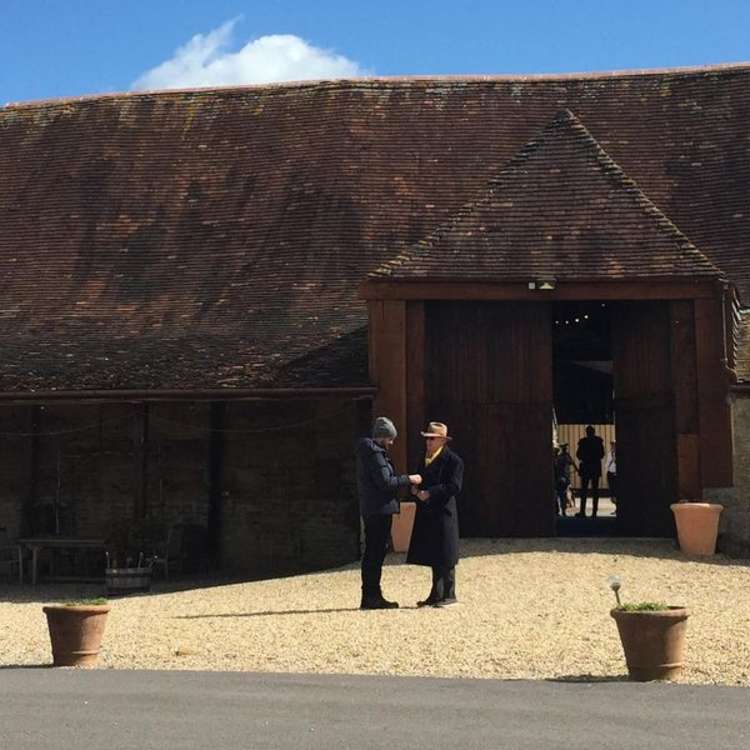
[0,64,749,391]
[372,110,722,282]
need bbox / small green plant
[61,597,108,606]
[617,602,669,612]
[607,576,667,611]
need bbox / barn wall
[220,398,363,576]
[721,394,750,556]
[0,398,364,577]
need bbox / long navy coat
[406,446,464,568]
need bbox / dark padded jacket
[355,437,410,517]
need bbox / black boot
[361,594,399,610]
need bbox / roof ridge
[5,61,750,110]
[372,109,722,279]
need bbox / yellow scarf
[425,446,444,467]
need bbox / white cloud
[131,18,368,91]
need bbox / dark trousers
[555,478,569,515]
[361,514,393,599]
[580,472,600,517]
[429,565,456,602]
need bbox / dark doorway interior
[553,301,613,424]
[552,302,617,537]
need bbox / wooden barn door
[611,301,677,536]
[425,302,554,537]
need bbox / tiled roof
[1,64,749,391]
[372,110,722,282]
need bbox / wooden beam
[0,387,377,404]
[21,405,41,536]
[694,297,733,488]
[207,401,226,566]
[369,300,408,472]
[361,279,719,301]
[406,302,425,471]
[670,300,701,498]
[134,403,149,521]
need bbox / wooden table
[17,537,107,585]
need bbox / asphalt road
[0,669,748,750]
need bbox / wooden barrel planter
[105,566,153,595]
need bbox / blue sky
[2,0,749,104]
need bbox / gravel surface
[2,538,749,684]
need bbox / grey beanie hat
[372,416,398,439]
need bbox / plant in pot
[43,597,110,667]
[670,499,723,556]
[608,576,688,681]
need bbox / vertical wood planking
[695,296,733,487]
[612,301,677,536]
[670,300,701,498]
[406,302,425,472]
[369,299,408,472]
[426,301,553,537]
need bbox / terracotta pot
[670,502,723,556]
[610,607,688,681]
[391,501,416,552]
[43,604,110,667]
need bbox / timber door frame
[363,279,734,536]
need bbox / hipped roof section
[1,65,750,392]
[371,110,722,283]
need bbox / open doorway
[551,301,617,536]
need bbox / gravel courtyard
[2,538,749,684]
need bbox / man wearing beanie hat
[355,417,422,609]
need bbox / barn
[1,62,749,577]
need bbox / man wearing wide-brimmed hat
[355,416,422,610]
[406,421,464,607]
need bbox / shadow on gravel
[173,607,363,619]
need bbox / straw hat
[420,421,452,440]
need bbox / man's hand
[408,474,422,485]
[416,490,430,502]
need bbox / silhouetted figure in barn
[605,440,617,515]
[576,426,605,519]
[554,443,577,516]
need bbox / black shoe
[360,596,399,610]
[417,596,439,608]
[435,597,459,608]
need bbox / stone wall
[220,399,366,576]
[0,397,366,577]
[720,394,750,556]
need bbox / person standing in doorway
[554,443,577,516]
[576,425,605,518]
[605,440,617,515]
[407,422,464,607]
[356,416,422,610]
